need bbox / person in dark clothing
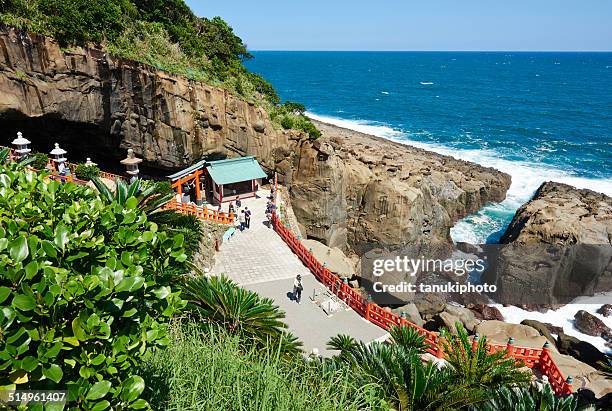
[293,275,303,304]
[244,207,251,229]
[235,196,242,208]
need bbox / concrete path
[210,189,388,355]
[210,190,311,285]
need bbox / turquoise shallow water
[246,52,612,243]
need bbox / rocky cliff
[501,182,612,245]
[0,27,297,171]
[487,182,612,305]
[0,27,511,251]
[290,120,511,249]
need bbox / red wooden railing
[163,199,235,225]
[271,212,574,396]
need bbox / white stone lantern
[11,131,31,159]
[120,149,143,182]
[84,157,97,167]
[49,143,67,174]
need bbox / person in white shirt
[293,275,303,304]
[238,210,246,231]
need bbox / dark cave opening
[0,111,165,178]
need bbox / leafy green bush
[0,161,187,409]
[30,151,49,170]
[74,162,100,180]
[271,102,321,139]
[246,72,280,105]
[283,101,306,115]
[280,115,294,130]
[39,0,135,44]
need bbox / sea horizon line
[248,49,612,53]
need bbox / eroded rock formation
[290,120,511,249]
[486,182,612,305]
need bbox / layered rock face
[0,27,511,252]
[0,27,296,170]
[487,182,612,305]
[291,120,511,249]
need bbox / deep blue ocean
[246,52,612,243]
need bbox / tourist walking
[228,201,235,215]
[238,210,246,231]
[293,274,303,304]
[244,207,251,229]
[235,196,242,208]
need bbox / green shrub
[74,162,100,180]
[280,115,294,130]
[38,0,135,45]
[30,151,49,170]
[246,72,280,105]
[270,102,321,139]
[283,101,306,115]
[0,162,187,409]
[296,116,322,139]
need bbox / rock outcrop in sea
[0,27,511,252]
[485,182,612,306]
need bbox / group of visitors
[265,199,277,228]
[225,196,251,231]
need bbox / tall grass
[141,322,383,411]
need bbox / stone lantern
[120,149,143,182]
[84,157,97,167]
[11,131,31,160]
[49,143,68,174]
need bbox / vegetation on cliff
[0,0,320,138]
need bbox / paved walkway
[210,190,311,285]
[210,189,388,355]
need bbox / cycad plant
[325,338,489,411]
[0,147,36,169]
[182,275,302,356]
[91,176,174,215]
[441,323,531,393]
[476,384,595,411]
[390,324,427,352]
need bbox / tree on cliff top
[0,0,277,102]
[1,0,322,133]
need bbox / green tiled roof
[167,159,207,181]
[206,156,267,185]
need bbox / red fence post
[564,376,573,396]
[471,333,480,351]
[539,341,550,372]
[506,337,515,358]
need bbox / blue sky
[185,0,611,51]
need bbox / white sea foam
[420,81,434,85]
[306,112,612,244]
[381,91,390,95]
[494,294,612,353]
